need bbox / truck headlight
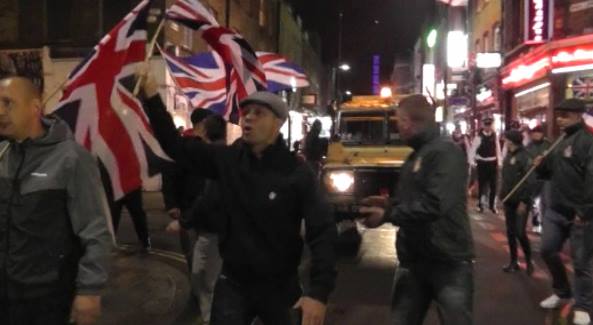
[325,171,354,193]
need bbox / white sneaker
[540,294,568,309]
[574,311,591,325]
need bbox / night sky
[288,0,435,95]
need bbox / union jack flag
[48,0,169,200]
[165,0,267,122]
[162,49,309,119]
[572,76,593,100]
[165,0,218,29]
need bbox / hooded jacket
[0,118,112,299]
[388,126,475,264]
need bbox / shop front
[500,34,593,137]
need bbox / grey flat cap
[239,91,289,121]
[555,98,586,113]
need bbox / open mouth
[243,125,253,134]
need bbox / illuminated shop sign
[502,43,593,89]
[524,0,553,44]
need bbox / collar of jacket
[240,135,294,169]
[8,117,71,149]
[407,126,440,150]
[564,122,584,136]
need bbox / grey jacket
[0,117,112,299]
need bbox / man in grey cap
[138,71,336,325]
[535,98,593,325]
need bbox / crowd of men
[1,71,593,325]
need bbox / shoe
[502,263,520,273]
[540,294,569,309]
[490,207,499,214]
[477,206,484,213]
[533,225,543,234]
[526,262,534,276]
[574,310,591,325]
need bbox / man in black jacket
[500,130,534,275]
[360,94,475,325]
[535,99,593,325]
[526,125,551,234]
[162,108,213,267]
[139,71,336,325]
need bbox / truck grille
[353,168,399,199]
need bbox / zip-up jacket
[387,127,475,264]
[500,146,534,205]
[537,123,593,220]
[0,118,112,299]
[143,95,337,303]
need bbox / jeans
[477,161,497,210]
[391,261,474,325]
[191,232,223,323]
[0,294,73,325]
[210,271,302,325]
[541,209,593,311]
[504,202,532,263]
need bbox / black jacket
[143,95,337,303]
[161,143,207,211]
[526,139,551,195]
[500,146,534,205]
[537,123,593,220]
[180,179,224,234]
[387,127,474,264]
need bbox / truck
[321,95,412,224]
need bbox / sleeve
[535,146,555,180]
[161,161,179,211]
[143,95,220,179]
[496,134,503,166]
[301,166,337,303]
[516,153,535,204]
[578,143,593,220]
[67,151,114,295]
[389,147,468,226]
[468,136,480,165]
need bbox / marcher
[359,94,474,325]
[526,125,551,234]
[499,130,534,275]
[0,76,112,325]
[162,108,214,267]
[167,114,226,324]
[452,124,469,157]
[108,187,151,250]
[303,119,325,175]
[535,98,593,325]
[469,116,502,214]
[139,70,337,325]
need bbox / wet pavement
[107,192,586,324]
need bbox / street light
[338,63,351,72]
[345,90,352,96]
[380,86,393,98]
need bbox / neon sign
[502,43,593,89]
[525,0,552,44]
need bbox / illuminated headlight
[325,171,354,193]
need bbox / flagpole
[42,78,70,113]
[134,18,166,96]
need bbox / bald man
[0,77,112,325]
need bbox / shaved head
[0,76,44,141]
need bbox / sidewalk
[99,192,200,325]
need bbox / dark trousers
[0,294,72,325]
[210,273,302,325]
[541,209,593,311]
[110,189,150,247]
[477,161,497,210]
[504,202,532,263]
[391,261,474,325]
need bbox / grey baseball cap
[239,91,289,121]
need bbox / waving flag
[258,52,309,92]
[48,0,169,200]
[166,0,218,30]
[163,50,309,118]
[165,0,267,121]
